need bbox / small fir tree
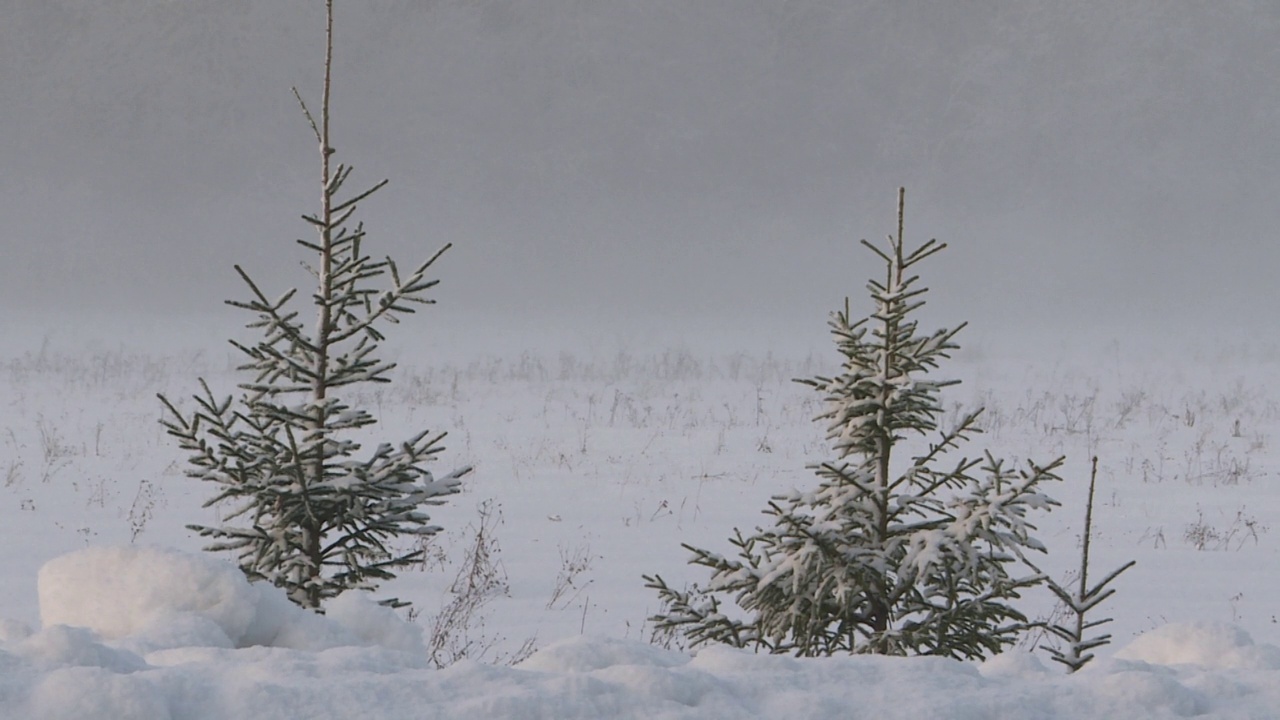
[646,188,1063,659]
[1035,457,1135,672]
[159,0,468,610]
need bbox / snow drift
[0,546,1278,718]
[37,546,422,654]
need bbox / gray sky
[5,0,1279,351]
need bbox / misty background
[4,0,1279,354]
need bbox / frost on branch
[647,188,1062,659]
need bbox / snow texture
[6,546,1280,718]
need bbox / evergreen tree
[646,189,1062,659]
[1035,457,1135,672]
[159,0,468,610]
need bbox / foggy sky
[5,1,1280,350]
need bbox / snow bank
[11,546,1280,718]
[1114,621,1280,670]
[39,546,263,649]
[37,546,424,655]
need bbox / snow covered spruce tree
[645,188,1063,659]
[159,0,468,610]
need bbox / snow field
[5,331,1280,716]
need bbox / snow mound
[325,592,425,654]
[36,546,425,655]
[978,649,1050,679]
[39,546,260,647]
[1114,622,1280,670]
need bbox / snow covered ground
[4,319,1280,718]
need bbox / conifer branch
[292,87,322,146]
